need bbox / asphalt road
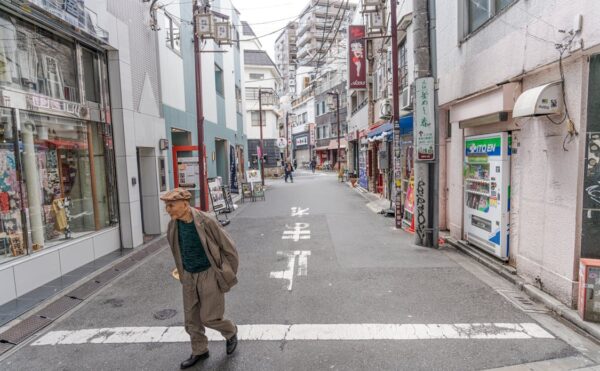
[2,170,600,371]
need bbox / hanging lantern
[195,11,214,38]
[215,21,232,45]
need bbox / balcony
[245,88,278,104]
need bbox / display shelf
[465,178,490,184]
[465,190,490,197]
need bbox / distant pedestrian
[310,158,316,173]
[161,188,239,369]
[293,159,298,170]
[285,160,294,183]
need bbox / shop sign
[348,26,366,90]
[309,123,316,146]
[465,136,502,157]
[347,130,357,141]
[295,136,308,146]
[27,94,84,118]
[414,77,435,161]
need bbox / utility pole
[390,0,401,224]
[259,88,265,186]
[327,91,341,171]
[285,112,290,161]
[412,0,439,247]
[193,0,208,211]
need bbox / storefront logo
[466,137,502,157]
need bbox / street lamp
[327,91,341,171]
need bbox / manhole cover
[153,309,177,320]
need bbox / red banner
[348,25,366,90]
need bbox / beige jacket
[167,209,239,292]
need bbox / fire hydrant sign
[415,77,435,161]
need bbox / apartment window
[249,73,264,80]
[251,111,264,126]
[164,13,181,53]
[466,0,516,35]
[302,112,307,123]
[215,64,224,96]
[316,103,320,116]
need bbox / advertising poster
[208,177,227,213]
[246,169,262,184]
[415,77,435,161]
[348,25,366,90]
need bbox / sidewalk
[444,236,600,342]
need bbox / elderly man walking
[161,188,239,369]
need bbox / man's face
[164,200,189,220]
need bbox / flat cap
[160,188,192,202]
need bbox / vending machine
[463,133,511,260]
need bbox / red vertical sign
[348,25,366,90]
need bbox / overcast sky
[230,0,307,59]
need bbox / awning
[513,82,563,118]
[368,122,393,138]
[398,114,413,134]
[317,139,348,151]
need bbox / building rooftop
[241,21,256,37]
[244,50,277,68]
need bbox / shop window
[0,108,24,262]
[81,48,100,103]
[15,111,118,255]
[0,13,79,102]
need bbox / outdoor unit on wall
[400,86,412,110]
[379,98,392,119]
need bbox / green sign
[465,136,502,157]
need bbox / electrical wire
[312,0,349,79]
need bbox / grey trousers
[181,268,236,355]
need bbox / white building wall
[244,64,281,140]
[157,6,185,112]
[436,0,600,305]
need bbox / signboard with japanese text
[309,123,316,146]
[348,26,367,90]
[415,77,435,161]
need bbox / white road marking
[291,207,310,217]
[32,323,554,346]
[282,223,311,241]
[269,251,311,290]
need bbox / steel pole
[259,88,265,186]
[336,93,341,171]
[194,1,208,211]
[390,0,401,222]
[286,112,290,161]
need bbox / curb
[445,237,600,342]
[0,236,168,356]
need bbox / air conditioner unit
[400,86,413,110]
[379,98,392,119]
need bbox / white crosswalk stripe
[32,323,554,346]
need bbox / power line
[312,0,349,79]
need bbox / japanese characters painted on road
[276,137,287,149]
[415,77,435,161]
[270,251,311,291]
[282,223,311,241]
[291,207,309,217]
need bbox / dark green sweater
[177,220,211,273]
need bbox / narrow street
[2,171,600,370]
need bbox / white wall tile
[14,251,61,296]
[93,228,121,258]
[59,238,95,275]
[0,266,16,305]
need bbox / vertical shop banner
[309,123,316,146]
[229,145,238,193]
[415,77,435,161]
[348,25,367,90]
